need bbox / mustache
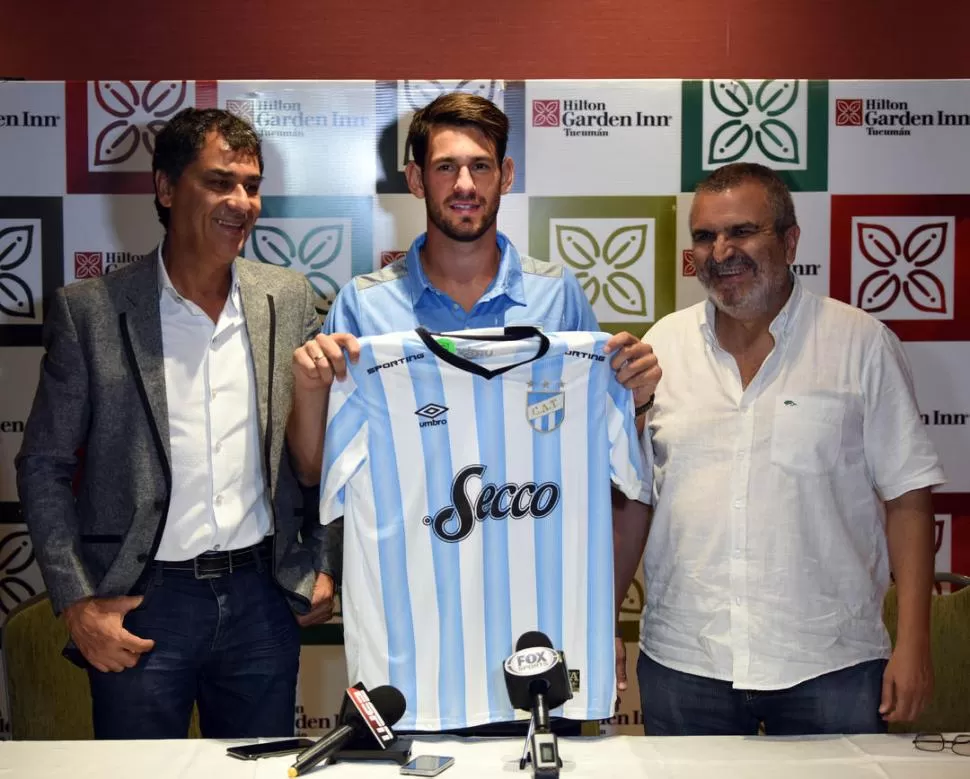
[703,254,757,277]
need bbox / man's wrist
[634,394,655,417]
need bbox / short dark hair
[151,107,263,228]
[406,92,509,168]
[695,162,797,234]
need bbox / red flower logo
[856,221,949,314]
[92,80,188,167]
[225,99,255,122]
[74,252,103,279]
[682,249,696,277]
[381,251,406,267]
[835,99,863,127]
[533,100,561,127]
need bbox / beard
[697,253,792,320]
[425,195,500,243]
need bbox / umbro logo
[416,403,448,427]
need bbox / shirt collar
[157,244,241,313]
[700,270,803,346]
[404,231,527,308]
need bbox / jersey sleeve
[605,369,646,500]
[561,266,600,330]
[323,282,363,337]
[319,366,369,524]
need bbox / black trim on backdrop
[0,197,64,347]
[0,503,24,523]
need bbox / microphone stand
[518,692,561,778]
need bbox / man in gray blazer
[16,108,336,739]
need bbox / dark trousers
[87,557,301,739]
[637,651,889,736]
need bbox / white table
[1,734,967,778]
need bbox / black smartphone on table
[226,738,315,760]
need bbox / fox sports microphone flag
[320,326,645,730]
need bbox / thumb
[879,666,895,715]
[615,638,628,691]
[109,595,144,614]
[121,628,155,654]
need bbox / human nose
[453,165,475,194]
[225,183,253,212]
[711,232,734,263]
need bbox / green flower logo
[554,221,650,318]
[249,223,344,315]
[708,79,801,165]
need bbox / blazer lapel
[120,251,172,471]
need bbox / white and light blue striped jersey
[320,326,644,730]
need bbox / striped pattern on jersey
[320,327,643,730]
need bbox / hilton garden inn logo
[0,222,41,324]
[531,99,672,137]
[852,217,954,320]
[703,79,808,169]
[225,98,368,139]
[549,218,655,323]
[244,219,352,316]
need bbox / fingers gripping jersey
[320,327,643,730]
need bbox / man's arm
[880,486,935,723]
[287,281,360,485]
[15,288,95,612]
[15,289,154,671]
[613,490,652,692]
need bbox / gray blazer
[15,251,336,616]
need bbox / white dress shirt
[155,250,272,561]
[639,276,944,689]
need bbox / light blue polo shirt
[323,232,597,337]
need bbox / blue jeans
[87,560,301,739]
[637,651,888,735]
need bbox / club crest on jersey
[526,381,565,433]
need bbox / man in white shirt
[614,162,944,735]
[17,108,337,738]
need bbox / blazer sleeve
[294,276,340,580]
[302,276,324,342]
[15,288,97,613]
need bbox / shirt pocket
[769,395,844,473]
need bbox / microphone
[288,684,406,777]
[504,630,572,722]
[504,631,572,778]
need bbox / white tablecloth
[1,734,967,778]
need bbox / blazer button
[153,499,165,512]
[136,553,149,563]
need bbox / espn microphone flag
[288,685,406,777]
[321,327,645,729]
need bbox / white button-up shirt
[155,250,272,561]
[639,277,944,689]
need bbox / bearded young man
[287,92,660,733]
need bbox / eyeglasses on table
[913,732,970,756]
